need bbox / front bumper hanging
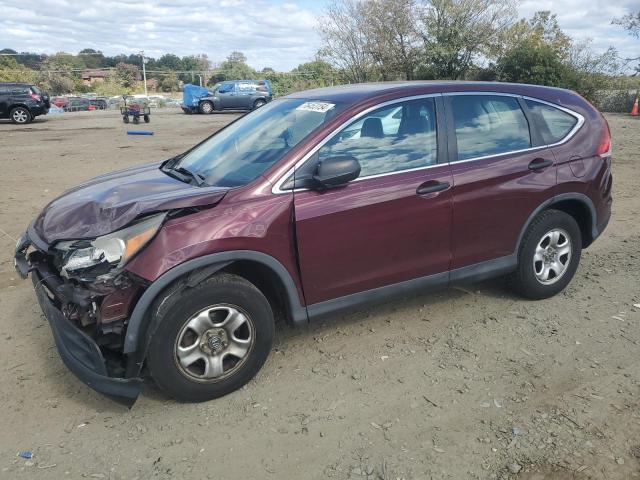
[15,231,142,406]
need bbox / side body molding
[123,250,308,355]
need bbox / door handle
[528,158,553,170]
[416,180,450,195]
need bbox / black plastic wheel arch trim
[123,250,308,355]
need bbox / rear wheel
[10,107,31,124]
[133,116,140,124]
[147,273,274,402]
[509,209,581,299]
[143,114,150,123]
[123,115,129,124]
[199,101,214,114]
[253,99,266,110]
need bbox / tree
[36,55,83,94]
[79,48,106,69]
[362,0,420,80]
[160,70,179,92]
[613,10,640,74]
[318,0,376,82]
[613,11,640,38]
[416,0,517,79]
[497,38,569,86]
[157,53,182,71]
[210,51,257,82]
[94,73,129,96]
[0,55,37,83]
[496,11,619,104]
[115,62,139,88]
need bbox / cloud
[0,0,322,70]
[518,0,638,63]
[0,0,637,71]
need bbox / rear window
[525,99,578,144]
[450,95,531,161]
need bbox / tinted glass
[317,98,438,178]
[177,99,344,187]
[525,99,578,144]
[451,95,531,161]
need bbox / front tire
[199,101,214,114]
[147,273,274,402]
[509,209,581,299]
[10,107,31,124]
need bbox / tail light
[597,116,611,158]
[30,93,41,101]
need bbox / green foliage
[94,73,130,96]
[497,38,569,86]
[0,55,37,83]
[496,11,621,104]
[160,71,179,92]
[115,62,139,88]
[35,56,82,94]
[209,51,258,83]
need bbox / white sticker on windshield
[296,102,335,113]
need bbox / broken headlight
[57,213,166,279]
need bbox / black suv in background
[0,83,50,124]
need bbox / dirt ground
[0,109,638,480]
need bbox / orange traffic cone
[632,96,639,117]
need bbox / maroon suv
[14,82,612,405]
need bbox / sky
[0,0,637,71]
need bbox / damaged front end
[14,214,166,406]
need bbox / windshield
[175,98,344,187]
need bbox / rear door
[444,93,555,271]
[237,81,256,109]
[291,96,453,305]
[0,85,8,116]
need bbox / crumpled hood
[33,162,228,243]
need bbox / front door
[444,93,557,270]
[217,82,237,109]
[292,96,453,305]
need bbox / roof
[82,70,110,79]
[284,81,575,106]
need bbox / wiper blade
[160,162,206,186]
[173,166,206,186]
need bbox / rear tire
[133,116,139,124]
[199,101,214,114]
[10,107,31,124]
[509,209,581,299]
[147,273,275,402]
[253,99,266,110]
[123,115,129,124]
[143,114,150,123]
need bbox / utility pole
[140,51,148,98]
[196,74,203,86]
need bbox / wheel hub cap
[201,328,228,355]
[174,305,255,381]
[533,228,572,285]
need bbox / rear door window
[524,99,578,144]
[449,95,531,161]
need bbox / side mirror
[312,155,361,189]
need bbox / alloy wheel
[174,305,255,382]
[12,109,29,124]
[533,228,572,285]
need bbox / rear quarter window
[524,99,578,144]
